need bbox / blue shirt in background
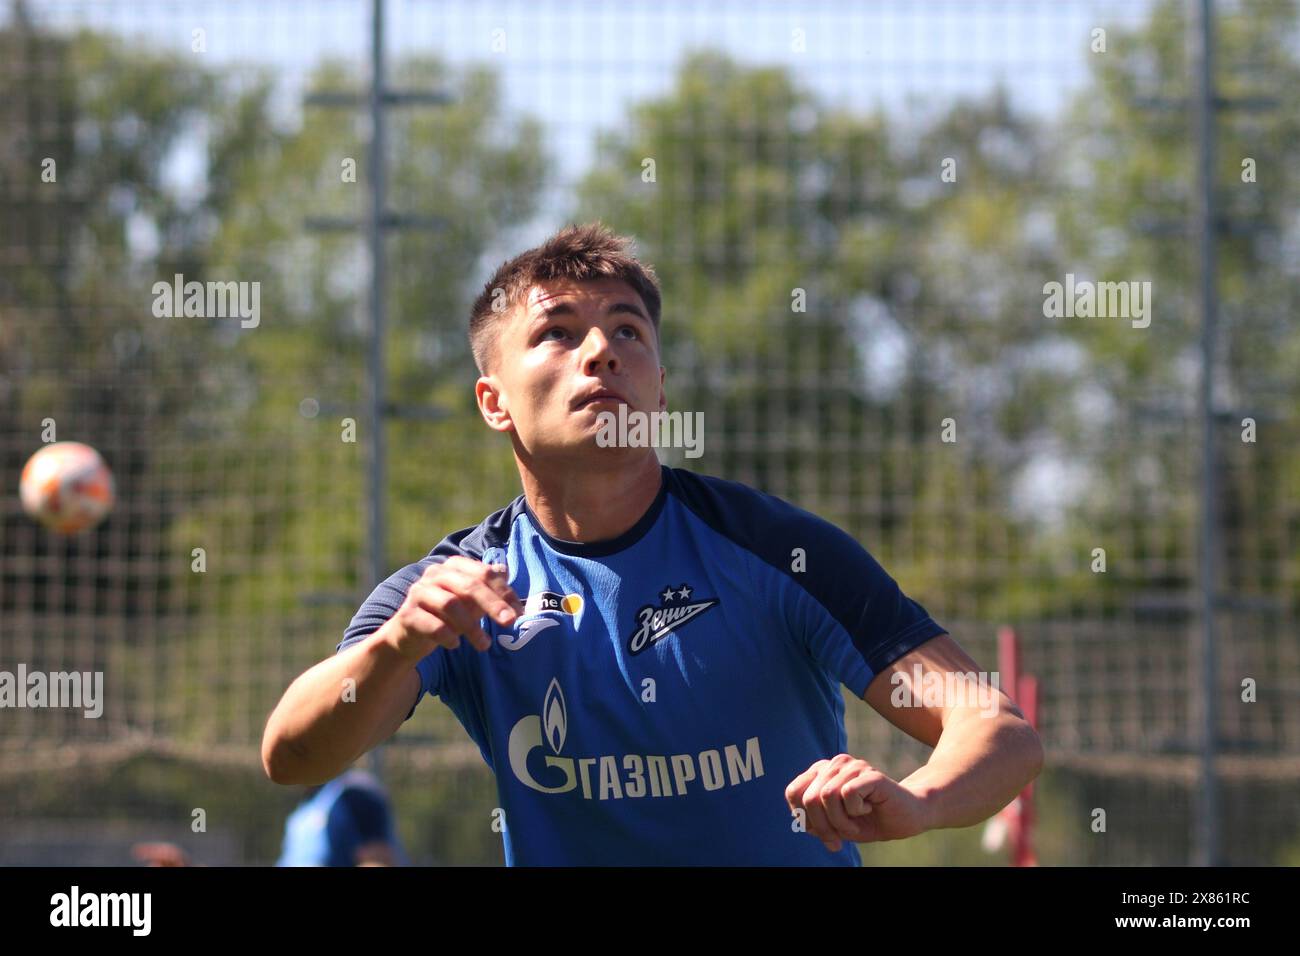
[276,768,405,866]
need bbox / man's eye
[617,325,639,339]
[540,327,568,342]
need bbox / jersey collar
[523,464,670,558]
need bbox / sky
[16,0,1155,205]
[9,0,1164,523]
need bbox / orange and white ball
[19,441,115,534]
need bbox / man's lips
[573,390,628,409]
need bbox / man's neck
[516,452,664,544]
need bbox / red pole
[997,627,1039,866]
[1012,674,1039,867]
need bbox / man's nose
[581,327,618,374]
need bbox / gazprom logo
[543,678,567,754]
[507,678,577,794]
[506,677,766,801]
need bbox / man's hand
[384,557,525,661]
[785,754,932,852]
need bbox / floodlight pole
[367,0,388,634]
[1193,0,1221,868]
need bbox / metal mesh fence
[1,0,1298,866]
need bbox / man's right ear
[476,376,514,434]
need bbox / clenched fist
[785,753,931,851]
[384,557,525,661]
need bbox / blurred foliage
[2,0,1298,864]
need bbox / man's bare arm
[261,623,421,786]
[864,633,1044,830]
[261,557,524,787]
[787,634,1043,849]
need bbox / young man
[262,222,1043,866]
[275,767,406,867]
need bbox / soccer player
[262,223,1043,865]
[275,767,406,867]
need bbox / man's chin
[531,432,646,467]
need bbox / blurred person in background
[275,766,406,867]
[132,765,405,866]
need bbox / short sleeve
[778,513,947,698]
[661,466,947,700]
[336,560,450,721]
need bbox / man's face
[476,276,666,460]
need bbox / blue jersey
[338,464,947,866]
[276,769,404,866]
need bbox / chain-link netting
[2,0,1297,865]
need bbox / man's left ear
[658,366,667,411]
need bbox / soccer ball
[19,441,116,534]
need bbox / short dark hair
[468,221,662,374]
